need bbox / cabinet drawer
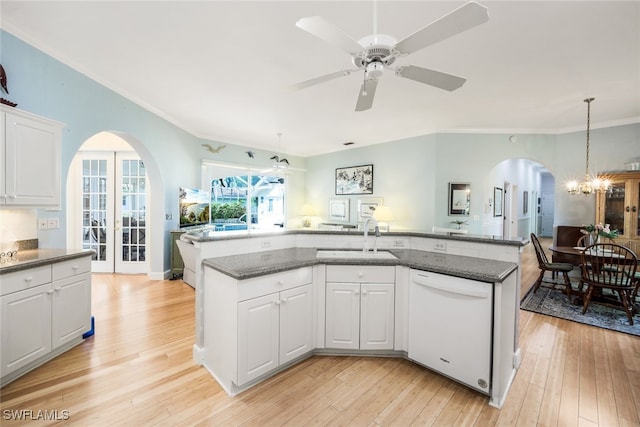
[238,267,312,301]
[0,266,52,296]
[326,265,395,283]
[52,257,92,281]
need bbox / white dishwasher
[408,269,493,394]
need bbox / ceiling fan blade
[355,79,378,111]
[396,65,466,91]
[394,1,489,55]
[289,69,358,91]
[296,16,364,56]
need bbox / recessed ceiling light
[343,141,355,146]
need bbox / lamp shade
[300,204,316,216]
[373,206,393,222]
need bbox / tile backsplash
[0,209,37,251]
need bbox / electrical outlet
[38,218,48,230]
[261,240,272,248]
[165,213,173,220]
[47,217,60,229]
[433,241,447,252]
[392,240,407,248]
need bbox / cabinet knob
[358,272,364,278]
[274,300,281,305]
[54,287,62,292]
[362,290,368,295]
[277,280,284,286]
[24,276,33,282]
[72,265,80,270]
[281,297,288,303]
[46,289,54,295]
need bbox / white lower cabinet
[237,284,313,386]
[325,265,395,351]
[1,283,53,376]
[0,256,92,382]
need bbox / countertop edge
[203,248,517,283]
[0,249,94,274]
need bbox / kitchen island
[186,230,526,408]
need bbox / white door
[541,192,555,237]
[360,283,395,350]
[75,152,147,274]
[325,283,360,349]
[237,293,280,386]
[279,284,313,364]
[115,154,148,274]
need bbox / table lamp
[373,205,394,231]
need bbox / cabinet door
[237,293,279,386]
[1,283,52,376]
[279,284,313,364]
[52,273,91,349]
[360,283,395,350]
[325,283,360,349]
[4,112,61,205]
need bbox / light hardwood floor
[1,238,639,426]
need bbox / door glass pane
[604,183,625,235]
[82,159,107,261]
[121,159,146,263]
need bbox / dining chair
[530,233,573,296]
[580,243,638,325]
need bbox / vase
[587,233,599,246]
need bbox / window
[209,173,285,231]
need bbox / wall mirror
[449,183,471,216]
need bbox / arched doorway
[66,132,152,274]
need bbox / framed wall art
[448,183,470,216]
[494,187,503,217]
[335,164,373,195]
[328,198,350,222]
[357,197,383,221]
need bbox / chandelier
[566,97,611,195]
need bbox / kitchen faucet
[363,217,380,252]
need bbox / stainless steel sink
[316,250,397,259]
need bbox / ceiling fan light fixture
[365,61,384,78]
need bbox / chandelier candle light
[566,98,611,195]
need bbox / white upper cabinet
[1,106,64,206]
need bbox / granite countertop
[203,248,517,283]
[184,228,529,247]
[0,249,94,274]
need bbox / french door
[79,152,147,274]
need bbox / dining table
[548,244,638,308]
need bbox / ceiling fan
[291,1,489,111]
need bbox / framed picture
[335,164,373,195]
[357,197,383,221]
[523,191,529,215]
[494,187,503,217]
[328,198,350,222]
[448,183,470,216]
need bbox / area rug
[521,285,640,337]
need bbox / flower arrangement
[581,223,619,239]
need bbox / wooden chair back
[580,243,637,289]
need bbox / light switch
[47,218,60,229]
